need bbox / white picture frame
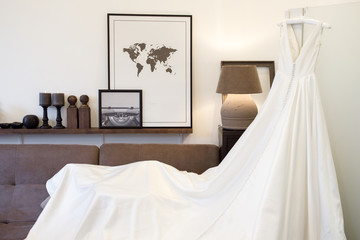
[107,14,192,128]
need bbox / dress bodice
[278,21,323,78]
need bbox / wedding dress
[26,20,346,240]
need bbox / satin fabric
[26,20,346,240]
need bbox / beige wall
[0,0,306,145]
[306,3,360,239]
[0,1,358,144]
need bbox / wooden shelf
[0,127,192,135]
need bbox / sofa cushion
[99,143,220,174]
[14,145,99,184]
[0,222,34,240]
[0,185,13,223]
[0,144,99,226]
[7,184,48,223]
[0,145,16,185]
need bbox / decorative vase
[23,115,39,129]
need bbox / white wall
[307,0,360,6]
[1,1,358,144]
[305,3,360,240]
[0,0,307,145]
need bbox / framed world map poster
[107,14,192,128]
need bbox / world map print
[123,43,177,77]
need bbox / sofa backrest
[0,144,99,224]
[99,143,220,174]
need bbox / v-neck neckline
[284,21,322,64]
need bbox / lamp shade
[216,65,262,94]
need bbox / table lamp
[216,65,262,130]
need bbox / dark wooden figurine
[78,95,91,129]
[67,95,78,129]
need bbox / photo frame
[107,14,192,128]
[99,90,142,129]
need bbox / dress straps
[281,19,324,63]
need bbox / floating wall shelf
[0,128,192,135]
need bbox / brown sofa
[0,143,220,240]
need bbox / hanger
[278,17,331,29]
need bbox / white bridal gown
[26,20,346,240]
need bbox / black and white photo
[99,90,142,128]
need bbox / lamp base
[221,94,258,130]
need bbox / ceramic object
[23,115,39,129]
[0,123,11,129]
[10,122,23,129]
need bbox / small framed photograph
[99,90,142,128]
[107,14,192,128]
